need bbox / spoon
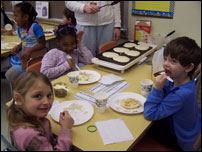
[98,1,120,9]
[58,86,70,92]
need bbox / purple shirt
[40,42,93,80]
[10,118,72,151]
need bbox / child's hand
[20,48,31,60]
[11,45,21,55]
[59,111,74,129]
[67,58,75,69]
[154,73,167,90]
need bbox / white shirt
[65,1,121,27]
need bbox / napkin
[98,74,124,85]
[48,100,59,115]
[95,118,134,145]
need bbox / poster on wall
[36,1,49,19]
[132,1,175,19]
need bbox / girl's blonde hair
[7,71,53,135]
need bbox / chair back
[99,41,117,53]
[21,47,47,69]
[26,61,42,72]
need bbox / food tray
[91,41,157,73]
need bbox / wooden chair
[99,41,117,53]
[21,47,47,69]
[26,61,42,72]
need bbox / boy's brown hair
[164,36,201,76]
[63,8,77,26]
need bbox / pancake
[120,98,140,109]
[134,44,149,51]
[113,47,129,53]
[124,50,140,57]
[79,72,90,81]
[123,43,136,48]
[102,52,119,58]
[112,55,130,63]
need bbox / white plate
[44,31,54,36]
[1,42,20,50]
[108,92,146,114]
[50,100,94,126]
[79,70,101,84]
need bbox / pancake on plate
[79,72,90,81]
[120,98,140,109]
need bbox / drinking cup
[94,92,108,113]
[140,79,153,97]
[67,71,79,89]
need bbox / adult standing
[65,1,121,56]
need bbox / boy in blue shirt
[144,36,201,151]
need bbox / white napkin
[48,100,59,115]
[95,118,134,145]
[99,74,124,85]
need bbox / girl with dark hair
[40,24,93,80]
[1,2,46,82]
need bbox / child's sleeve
[12,127,72,151]
[144,86,183,121]
[33,23,45,39]
[40,49,71,80]
[77,42,93,64]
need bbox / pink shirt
[40,42,93,80]
[10,118,72,151]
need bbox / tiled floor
[1,78,12,150]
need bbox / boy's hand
[59,111,74,129]
[154,74,167,90]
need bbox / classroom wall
[127,1,201,47]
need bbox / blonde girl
[7,71,74,151]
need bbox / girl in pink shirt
[7,71,74,151]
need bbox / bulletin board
[132,1,175,19]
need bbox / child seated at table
[40,24,93,81]
[144,36,201,151]
[7,71,74,151]
[1,2,46,82]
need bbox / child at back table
[144,37,201,151]
[40,24,93,81]
[7,71,74,151]
[1,2,46,82]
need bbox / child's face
[163,55,188,80]
[62,17,72,25]
[58,35,77,54]
[18,80,53,118]
[13,7,28,28]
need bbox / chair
[99,41,117,53]
[194,133,201,150]
[1,134,18,151]
[21,47,47,69]
[26,61,42,72]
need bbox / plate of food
[1,42,20,50]
[50,100,94,126]
[78,70,101,84]
[108,92,146,114]
[44,29,54,36]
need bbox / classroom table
[48,63,153,151]
[1,23,56,57]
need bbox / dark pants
[147,118,183,151]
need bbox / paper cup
[141,79,153,97]
[67,71,79,89]
[94,92,108,113]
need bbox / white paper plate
[79,70,101,84]
[1,42,19,50]
[44,29,54,36]
[108,92,146,114]
[50,100,94,126]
